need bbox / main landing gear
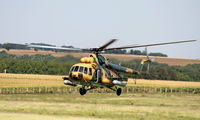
[108,87,122,96]
[79,86,122,96]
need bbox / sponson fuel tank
[107,62,139,74]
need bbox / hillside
[4,49,200,66]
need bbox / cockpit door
[95,69,101,83]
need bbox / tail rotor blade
[145,47,149,60]
[147,63,150,74]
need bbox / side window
[84,67,88,74]
[89,68,92,75]
[79,66,84,72]
[74,66,79,72]
[70,66,75,72]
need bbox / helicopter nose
[70,72,83,80]
[69,72,77,79]
[78,73,83,79]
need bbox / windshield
[70,66,92,76]
[79,66,84,72]
[84,67,88,74]
[89,68,92,75]
[74,66,79,72]
[70,66,75,72]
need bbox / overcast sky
[0,0,199,59]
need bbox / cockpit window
[74,66,79,72]
[89,68,92,75]
[79,66,84,72]
[70,66,75,72]
[84,67,88,74]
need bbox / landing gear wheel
[116,88,122,96]
[79,88,87,95]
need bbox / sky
[0,0,199,59]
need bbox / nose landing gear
[108,87,122,96]
[79,87,87,95]
[116,88,122,96]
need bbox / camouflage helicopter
[27,39,196,96]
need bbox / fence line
[0,86,199,94]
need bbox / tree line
[0,51,79,75]
[0,51,199,81]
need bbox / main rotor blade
[98,39,117,50]
[105,40,196,50]
[27,44,83,51]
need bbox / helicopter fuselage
[63,54,130,88]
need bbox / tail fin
[137,59,151,74]
[137,47,154,74]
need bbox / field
[0,73,63,88]
[0,73,200,119]
[5,49,200,66]
[1,73,200,88]
[0,93,200,120]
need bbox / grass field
[0,93,200,120]
[1,73,200,88]
[5,49,200,66]
[0,73,200,119]
[0,73,63,88]
[128,79,200,88]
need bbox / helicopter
[27,39,196,96]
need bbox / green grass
[0,93,200,120]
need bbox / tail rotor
[144,47,155,74]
